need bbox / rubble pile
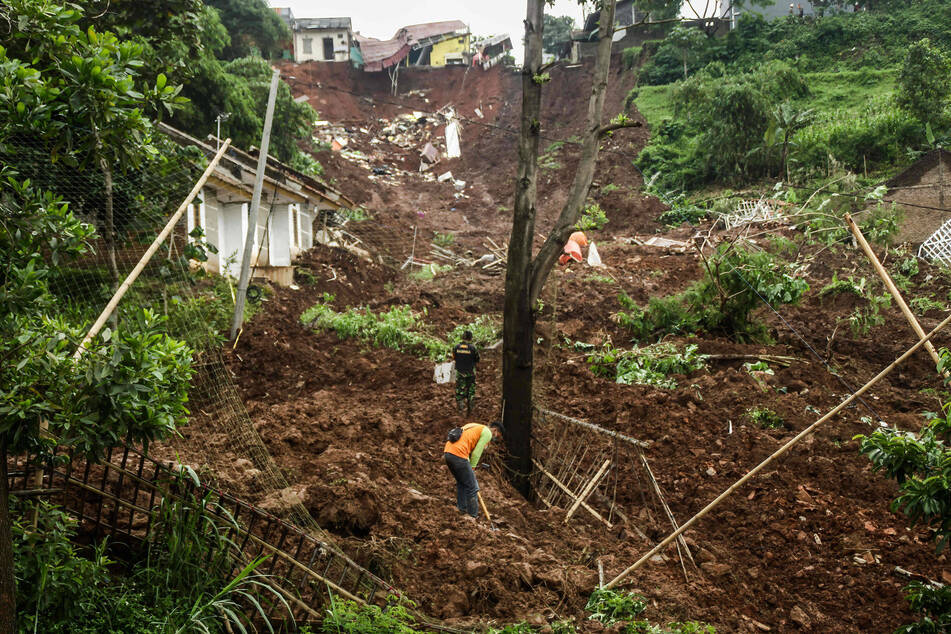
[311,104,467,195]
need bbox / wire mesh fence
[1,127,418,608]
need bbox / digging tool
[477,492,498,531]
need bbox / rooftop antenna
[215,112,231,151]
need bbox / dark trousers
[444,452,479,517]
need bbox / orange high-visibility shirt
[444,423,491,466]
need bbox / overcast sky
[266,1,590,62]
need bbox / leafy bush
[576,203,609,231]
[910,296,946,314]
[820,274,869,298]
[617,243,808,342]
[13,500,111,631]
[322,595,420,633]
[447,315,501,349]
[858,377,951,631]
[897,38,951,124]
[657,194,708,226]
[586,588,648,624]
[588,342,707,389]
[433,232,455,247]
[301,302,449,360]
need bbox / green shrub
[576,203,609,231]
[820,274,869,298]
[588,342,707,389]
[433,232,455,247]
[897,38,951,124]
[322,595,420,633]
[447,315,501,349]
[657,194,708,226]
[617,244,808,342]
[586,588,648,624]
[747,406,784,429]
[304,303,449,359]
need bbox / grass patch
[301,296,499,360]
[409,263,453,281]
[634,84,675,130]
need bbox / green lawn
[633,67,897,135]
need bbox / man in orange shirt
[444,422,503,518]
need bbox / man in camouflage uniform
[452,330,480,414]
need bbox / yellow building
[399,20,470,67]
[430,32,469,66]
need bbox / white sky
[267,0,590,63]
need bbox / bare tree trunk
[502,0,545,499]
[0,438,15,634]
[528,0,627,305]
[93,127,119,294]
[503,0,632,498]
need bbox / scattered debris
[720,199,791,230]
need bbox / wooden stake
[605,310,951,589]
[565,459,611,523]
[533,459,613,528]
[845,213,945,374]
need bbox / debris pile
[311,105,467,192]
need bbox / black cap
[490,420,504,435]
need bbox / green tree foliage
[0,1,196,627]
[639,62,807,189]
[88,0,319,165]
[542,14,576,56]
[666,24,706,80]
[897,38,951,124]
[205,0,290,60]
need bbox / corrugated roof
[295,17,352,31]
[479,34,512,48]
[398,20,468,43]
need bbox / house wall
[189,187,223,275]
[431,34,469,66]
[219,202,248,279]
[889,159,951,245]
[295,29,351,62]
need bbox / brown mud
[183,58,950,631]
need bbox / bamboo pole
[565,459,611,523]
[72,139,232,359]
[535,407,650,448]
[844,213,944,372]
[605,310,951,589]
[533,459,613,528]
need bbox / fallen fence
[7,445,401,624]
[532,406,698,580]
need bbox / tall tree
[542,14,576,56]
[0,2,194,629]
[502,0,640,496]
[205,0,290,60]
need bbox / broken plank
[565,459,612,523]
[532,459,613,528]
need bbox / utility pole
[230,68,280,342]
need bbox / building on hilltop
[292,17,353,63]
[354,20,471,71]
[473,34,513,70]
[159,123,356,286]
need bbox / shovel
[477,492,499,531]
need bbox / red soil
[192,58,950,631]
